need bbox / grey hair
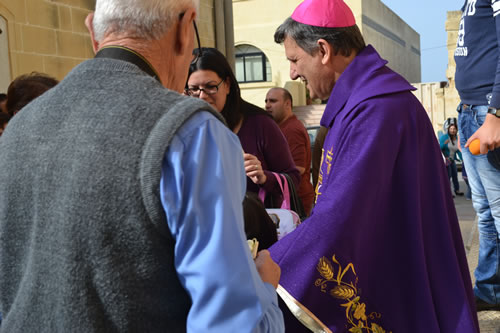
[274,17,365,57]
[93,0,199,41]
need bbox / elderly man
[269,0,479,332]
[265,87,314,215]
[0,1,284,332]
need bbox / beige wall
[410,10,461,136]
[233,0,300,108]
[0,0,95,92]
[0,0,219,93]
[233,0,421,110]
[443,11,461,121]
[412,82,448,134]
[357,0,421,83]
[198,0,217,49]
[0,14,11,91]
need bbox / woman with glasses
[186,47,300,207]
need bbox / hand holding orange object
[469,139,481,155]
[464,113,500,154]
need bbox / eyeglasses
[179,12,202,65]
[185,79,224,97]
[191,21,202,65]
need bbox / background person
[0,93,7,114]
[243,192,279,251]
[0,0,284,331]
[265,87,314,215]
[454,0,500,311]
[268,0,479,331]
[0,112,10,136]
[5,72,58,116]
[186,47,299,207]
[439,122,464,197]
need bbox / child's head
[243,192,278,251]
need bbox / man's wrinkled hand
[254,250,280,288]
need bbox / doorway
[0,15,11,93]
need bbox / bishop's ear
[317,38,334,65]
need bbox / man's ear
[175,8,196,56]
[85,12,99,54]
[317,38,334,65]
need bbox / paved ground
[454,180,500,332]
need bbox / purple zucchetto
[291,0,356,28]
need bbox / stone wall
[411,10,461,136]
[0,0,217,92]
[0,0,95,91]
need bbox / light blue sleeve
[159,111,284,333]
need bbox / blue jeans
[458,103,500,304]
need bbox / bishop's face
[284,37,335,101]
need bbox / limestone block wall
[198,0,217,49]
[0,0,217,93]
[412,82,448,134]
[0,0,95,91]
[410,10,461,137]
[443,11,461,122]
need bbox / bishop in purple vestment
[269,0,479,332]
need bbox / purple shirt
[237,112,299,197]
[270,46,479,332]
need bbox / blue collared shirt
[159,111,284,333]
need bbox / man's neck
[279,112,294,126]
[97,33,178,90]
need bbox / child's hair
[243,192,278,251]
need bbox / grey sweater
[0,58,224,332]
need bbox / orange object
[469,139,481,155]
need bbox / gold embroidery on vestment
[315,255,392,333]
[315,147,334,202]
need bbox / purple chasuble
[270,45,479,332]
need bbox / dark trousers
[447,160,460,192]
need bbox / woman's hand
[244,153,267,185]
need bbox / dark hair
[243,192,278,251]
[279,87,293,107]
[6,72,59,116]
[0,111,10,125]
[274,17,366,57]
[0,93,6,102]
[188,47,244,130]
[448,123,457,144]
